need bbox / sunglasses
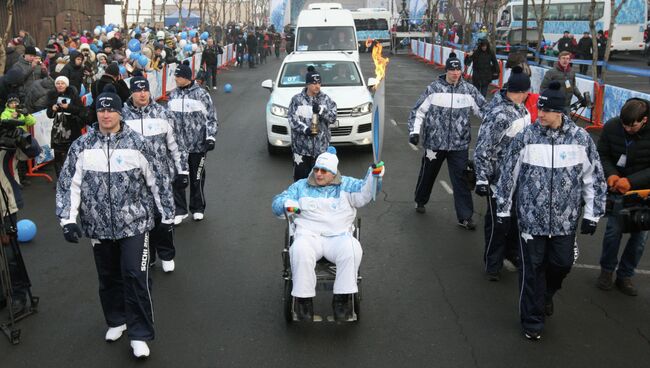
[313,167,330,174]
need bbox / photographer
[596,98,650,296]
[0,118,41,316]
[1,95,36,186]
[46,76,87,179]
[464,38,499,97]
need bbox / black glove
[579,96,588,107]
[63,223,83,243]
[174,174,189,189]
[409,134,419,146]
[205,139,216,151]
[580,219,598,235]
[495,216,511,234]
[312,102,320,114]
[475,184,489,197]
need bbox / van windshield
[296,27,357,51]
[279,61,363,87]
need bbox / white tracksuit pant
[290,232,362,298]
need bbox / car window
[296,26,356,51]
[279,61,363,87]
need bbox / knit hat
[96,84,123,113]
[130,75,149,92]
[6,94,20,105]
[55,76,70,87]
[313,147,339,174]
[507,66,531,92]
[445,52,462,70]
[305,65,321,84]
[24,46,37,56]
[175,60,192,80]
[537,81,566,113]
[105,62,120,77]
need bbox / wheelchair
[282,212,362,323]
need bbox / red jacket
[525,93,539,123]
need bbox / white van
[294,3,359,62]
[351,8,392,51]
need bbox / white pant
[290,233,362,298]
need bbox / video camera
[0,119,32,151]
[616,190,650,233]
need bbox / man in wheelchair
[272,147,385,321]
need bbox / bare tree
[0,0,15,75]
[188,0,194,27]
[162,0,168,23]
[152,0,156,26]
[177,0,185,28]
[122,0,131,28]
[600,0,628,82]
[531,0,549,64]
[588,0,599,80]
[136,0,142,24]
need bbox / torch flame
[369,39,389,88]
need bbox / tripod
[0,173,39,344]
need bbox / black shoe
[486,272,500,281]
[544,298,554,316]
[458,219,476,230]
[415,203,426,214]
[524,330,541,341]
[10,297,27,317]
[295,297,313,321]
[332,294,353,322]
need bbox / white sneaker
[130,340,150,358]
[212,86,217,90]
[105,324,127,342]
[193,213,204,221]
[162,259,175,273]
[174,214,188,225]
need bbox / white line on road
[574,263,650,276]
[390,119,398,126]
[409,143,419,151]
[440,180,454,194]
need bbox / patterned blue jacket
[122,98,189,181]
[407,74,486,151]
[474,90,530,185]
[495,116,607,236]
[287,88,337,156]
[168,82,219,153]
[56,122,175,240]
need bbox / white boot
[131,340,150,358]
[105,324,127,342]
[162,259,175,273]
[193,213,204,221]
[174,214,188,225]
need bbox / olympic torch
[368,39,389,201]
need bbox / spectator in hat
[89,62,130,123]
[464,38,499,97]
[6,46,46,100]
[60,51,85,94]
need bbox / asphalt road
[2,51,650,367]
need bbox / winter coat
[167,81,219,153]
[60,56,85,94]
[272,168,376,235]
[0,140,40,216]
[56,122,175,240]
[597,100,650,189]
[557,36,575,53]
[287,88,338,157]
[577,37,593,59]
[24,77,55,113]
[0,106,36,131]
[8,57,45,98]
[46,85,87,149]
[473,90,530,185]
[464,48,499,85]
[122,98,189,181]
[5,47,22,72]
[407,74,486,151]
[89,75,131,122]
[540,63,582,107]
[596,36,607,59]
[200,44,223,67]
[496,116,607,236]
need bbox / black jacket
[597,99,650,189]
[46,86,87,149]
[89,75,130,123]
[200,44,223,67]
[577,37,592,58]
[464,48,499,84]
[596,36,607,59]
[557,36,574,53]
[60,54,85,93]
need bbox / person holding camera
[287,66,338,182]
[495,82,606,341]
[596,98,650,296]
[56,86,174,359]
[46,76,87,179]
[0,117,40,317]
[0,95,36,186]
[464,38,499,97]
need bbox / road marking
[440,180,454,194]
[409,143,419,151]
[574,263,650,276]
[390,119,398,126]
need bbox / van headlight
[270,104,288,118]
[351,102,373,117]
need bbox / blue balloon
[200,31,209,40]
[189,30,198,38]
[97,40,103,48]
[224,83,233,93]
[119,65,127,75]
[128,39,141,52]
[184,44,193,52]
[180,32,187,40]
[138,55,149,67]
[17,219,37,243]
[130,51,141,60]
[90,44,99,53]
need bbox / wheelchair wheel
[353,292,361,321]
[283,279,293,323]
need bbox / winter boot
[596,270,614,290]
[332,294,353,321]
[295,297,313,321]
[615,277,638,296]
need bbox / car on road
[261,51,376,154]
